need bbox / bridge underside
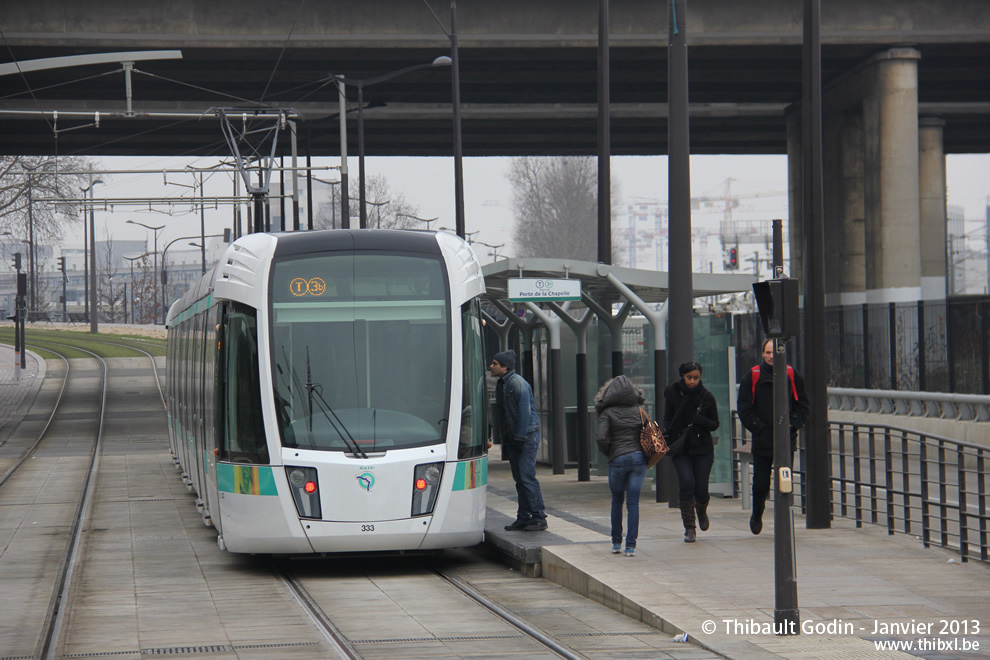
[2,42,988,157]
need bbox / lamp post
[366,200,389,229]
[336,56,451,229]
[126,220,165,324]
[80,178,104,332]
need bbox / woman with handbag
[595,375,648,557]
[663,361,720,543]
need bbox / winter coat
[496,370,540,440]
[662,379,720,455]
[737,360,810,457]
[594,375,646,462]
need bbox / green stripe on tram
[217,463,278,496]
[452,456,488,491]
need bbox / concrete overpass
[0,0,988,156]
[2,0,989,305]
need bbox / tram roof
[481,258,756,305]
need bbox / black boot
[749,498,765,535]
[696,498,710,532]
[680,499,697,543]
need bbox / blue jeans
[502,430,546,520]
[608,450,647,548]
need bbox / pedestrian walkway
[484,448,990,659]
[0,344,46,446]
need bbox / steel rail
[0,349,69,489]
[434,569,585,660]
[24,341,109,660]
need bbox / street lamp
[161,233,224,324]
[126,220,165,324]
[336,56,451,229]
[397,213,440,231]
[366,200,389,229]
[124,251,155,324]
[80,178,104,332]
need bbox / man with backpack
[737,338,810,535]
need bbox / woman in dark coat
[662,361,720,543]
[595,375,647,557]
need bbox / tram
[164,229,489,554]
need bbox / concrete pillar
[839,112,866,304]
[822,114,843,304]
[919,117,948,300]
[862,48,922,303]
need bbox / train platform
[484,448,990,659]
[0,344,46,446]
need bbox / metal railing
[730,414,990,563]
[828,387,990,421]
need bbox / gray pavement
[0,344,46,447]
[485,447,990,659]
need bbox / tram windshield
[270,252,450,453]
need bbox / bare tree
[508,156,622,262]
[0,155,96,242]
[127,253,159,324]
[314,173,425,231]
[97,232,125,322]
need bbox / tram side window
[224,302,269,464]
[458,299,487,459]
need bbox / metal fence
[731,414,990,563]
[734,296,990,394]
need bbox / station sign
[507,278,581,302]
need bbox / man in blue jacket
[491,350,548,531]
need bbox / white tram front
[165,229,489,554]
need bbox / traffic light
[12,251,21,272]
[727,246,738,270]
[57,256,66,272]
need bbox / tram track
[273,558,586,659]
[0,335,165,660]
[0,341,107,660]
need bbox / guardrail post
[900,433,912,535]
[884,430,894,535]
[851,425,861,527]
[920,437,931,548]
[957,450,969,562]
[938,440,949,548]
[978,451,987,562]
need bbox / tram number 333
[361,525,375,532]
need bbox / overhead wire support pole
[597,0,611,264]
[666,0,693,508]
[802,0,830,531]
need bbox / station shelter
[481,258,755,501]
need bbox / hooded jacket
[595,375,646,462]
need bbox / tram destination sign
[507,278,581,302]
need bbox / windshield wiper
[278,346,368,459]
[302,348,369,460]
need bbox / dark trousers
[752,453,773,513]
[672,452,714,504]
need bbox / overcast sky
[78,152,989,265]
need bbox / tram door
[205,303,228,532]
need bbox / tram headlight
[285,466,321,520]
[411,461,444,517]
